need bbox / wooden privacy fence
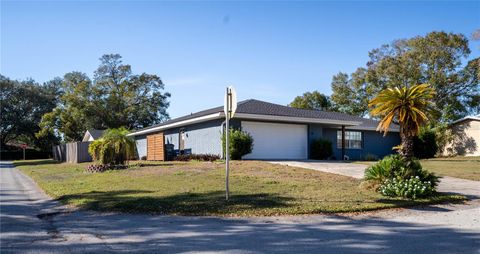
[52,142,92,163]
[52,144,66,162]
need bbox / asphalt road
[1,161,479,254]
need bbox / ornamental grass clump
[363,154,439,199]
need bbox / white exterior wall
[241,121,308,160]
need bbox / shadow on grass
[55,189,467,216]
[56,190,293,215]
[12,159,60,167]
[374,193,467,210]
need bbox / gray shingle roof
[130,99,398,134]
[88,129,105,139]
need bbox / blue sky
[1,1,479,118]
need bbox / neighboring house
[443,115,480,157]
[128,99,400,161]
[82,129,105,142]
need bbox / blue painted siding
[320,128,400,160]
[134,119,399,161]
[308,124,324,141]
[163,119,224,156]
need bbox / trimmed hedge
[310,139,333,160]
[174,154,220,162]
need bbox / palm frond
[369,84,435,136]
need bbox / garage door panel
[241,121,307,160]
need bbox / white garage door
[241,121,308,160]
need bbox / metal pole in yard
[341,125,346,160]
[21,144,27,160]
[225,87,230,201]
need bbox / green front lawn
[355,156,480,181]
[15,159,463,216]
[421,157,480,181]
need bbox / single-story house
[128,99,400,161]
[82,129,105,142]
[442,115,480,156]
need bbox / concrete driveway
[1,161,479,253]
[268,160,480,199]
[269,160,367,179]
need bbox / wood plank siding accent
[147,133,165,161]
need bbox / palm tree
[88,127,136,165]
[369,84,436,160]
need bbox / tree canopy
[38,54,170,141]
[289,91,332,111]
[0,75,61,150]
[330,69,370,117]
[330,31,479,122]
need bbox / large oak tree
[38,54,170,141]
[1,75,61,150]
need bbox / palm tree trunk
[399,127,415,160]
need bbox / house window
[337,131,362,149]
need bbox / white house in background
[443,115,480,157]
[82,129,105,142]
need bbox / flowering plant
[379,176,435,199]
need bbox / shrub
[395,159,439,188]
[221,128,254,160]
[379,176,436,199]
[364,154,439,197]
[310,139,333,160]
[364,154,403,182]
[88,127,136,165]
[413,127,438,159]
[174,154,220,162]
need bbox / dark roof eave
[128,112,363,136]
